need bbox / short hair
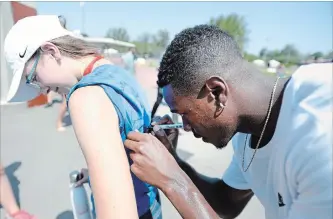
[157,25,244,95]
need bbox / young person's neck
[73,55,112,81]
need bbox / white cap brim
[7,65,40,103]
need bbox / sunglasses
[26,52,42,89]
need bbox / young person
[4,15,161,219]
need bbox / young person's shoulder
[91,64,129,79]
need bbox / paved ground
[0,66,265,219]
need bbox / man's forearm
[176,156,221,188]
[174,156,250,218]
[162,168,220,219]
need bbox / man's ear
[40,42,62,61]
[204,76,229,107]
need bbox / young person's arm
[69,86,138,219]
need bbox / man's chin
[214,142,228,149]
[203,138,227,149]
[214,138,229,149]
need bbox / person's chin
[202,137,225,149]
[214,139,228,149]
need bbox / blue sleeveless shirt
[66,64,159,217]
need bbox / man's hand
[124,129,185,191]
[151,114,180,154]
[125,128,222,219]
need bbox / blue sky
[37,1,332,55]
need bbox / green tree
[311,52,324,59]
[278,44,300,63]
[134,30,170,57]
[153,29,170,49]
[325,51,333,59]
[263,45,301,64]
[259,48,268,60]
[209,13,249,51]
[243,52,259,62]
[138,32,151,44]
[280,44,299,57]
[105,27,130,42]
[265,49,281,60]
[137,32,153,54]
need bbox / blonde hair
[43,15,101,59]
[50,35,101,59]
[31,16,100,59]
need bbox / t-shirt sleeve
[222,153,251,190]
[222,136,251,190]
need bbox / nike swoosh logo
[19,47,27,58]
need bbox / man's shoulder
[290,63,332,92]
[283,63,332,118]
[279,65,332,180]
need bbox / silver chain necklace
[242,76,281,172]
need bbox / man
[122,47,137,75]
[124,25,332,219]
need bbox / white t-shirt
[223,63,333,219]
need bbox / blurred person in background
[122,47,137,75]
[4,15,161,219]
[45,91,67,132]
[55,96,67,132]
[0,164,36,219]
[276,63,286,78]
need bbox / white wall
[0,2,15,104]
